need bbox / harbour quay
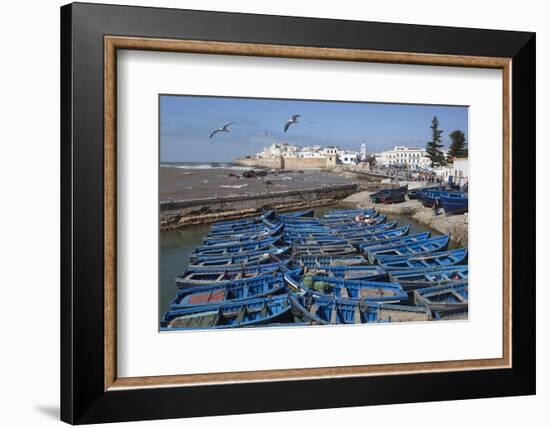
[160,207,468,330]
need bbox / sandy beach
[160,165,354,203]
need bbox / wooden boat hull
[190,245,289,263]
[202,223,283,245]
[379,248,468,270]
[188,254,290,271]
[284,235,348,245]
[161,294,293,330]
[170,272,288,309]
[211,210,274,230]
[440,194,468,215]
[277,209,315,218]
[183,257,290,276]
[358,231,430,253]
[370,185,408,203]
[343,223,403,242]
[290,294,432,325]
[322,208,377,220]
[367,235,450,263]
[194,235,281,254]
[389,265,468,290]
[175,264,298,289]
[413,282,468,313]
[327,215,388,231]
[301,265,388,281]
[292,243,358,257]
[293,255,367,267]
[294,275,408,303]
[190,244,286,262]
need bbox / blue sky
[160,95,468,162]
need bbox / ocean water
[158,206,437,322]
[161,161,253,170]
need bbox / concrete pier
[161,183,358,230]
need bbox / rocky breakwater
[412,208,468,247]
[161,183,359,230]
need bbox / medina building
[375,146,431,169]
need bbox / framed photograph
[61,2,535,424]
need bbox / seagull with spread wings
[284,114,301,133]
[209,122,236,138]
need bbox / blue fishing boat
[370,185,408,203]
[301,265,388,281]
[170,272,288,309]
[188,251,290,270]
[367,235,450,263]
[283,232,342,242]
[194,236,281,254]
[176,266,281,289]
[278,219,320,227]
[284,234,348,246]
[276,209,314,218]
[161,294,292,330]
[327,214,387,230]
[413,282,468,313]
[379,185,408,204]
[336,221,398,237]
[289,293,379,325]
[202,223,283,245]
[407,188,421,200]
[417,189,445,207]
[407,186,443,200]
[287,275,407,303]
[293,255,368,267]
[358,231,430,252]
[290,294,432,324]
[190,245,289,263]
[322,208,377,219]
[283,224,330,232]
[292,243,358,256]
[210,210,274,230]
[378,248,468,270]
[417,189,467,210]
[183,257,290,276]
[440,193,468,215]
[388,265,468,290]
[345,225,408,244]
[207,221,278,235]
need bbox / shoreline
[161,183,359,230]
[159,165,360,230]
[159,166,466,245]
[344,188,468,247]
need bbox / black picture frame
[61,2,535,424]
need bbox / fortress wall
[283,157,327,170]
[235,156,332,170]
[235,157,283,169]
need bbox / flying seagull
[209,122,235,138]
[284,114,301,133]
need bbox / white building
[337,150,359,165]
[321,146,339,157]
[256,143,362,166]
[297,145,325,158]
[375,146,431,169]
[434,158,469,186]
[359,142,367,161]
[257,143,299,158]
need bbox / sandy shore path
[160,166,354,202]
